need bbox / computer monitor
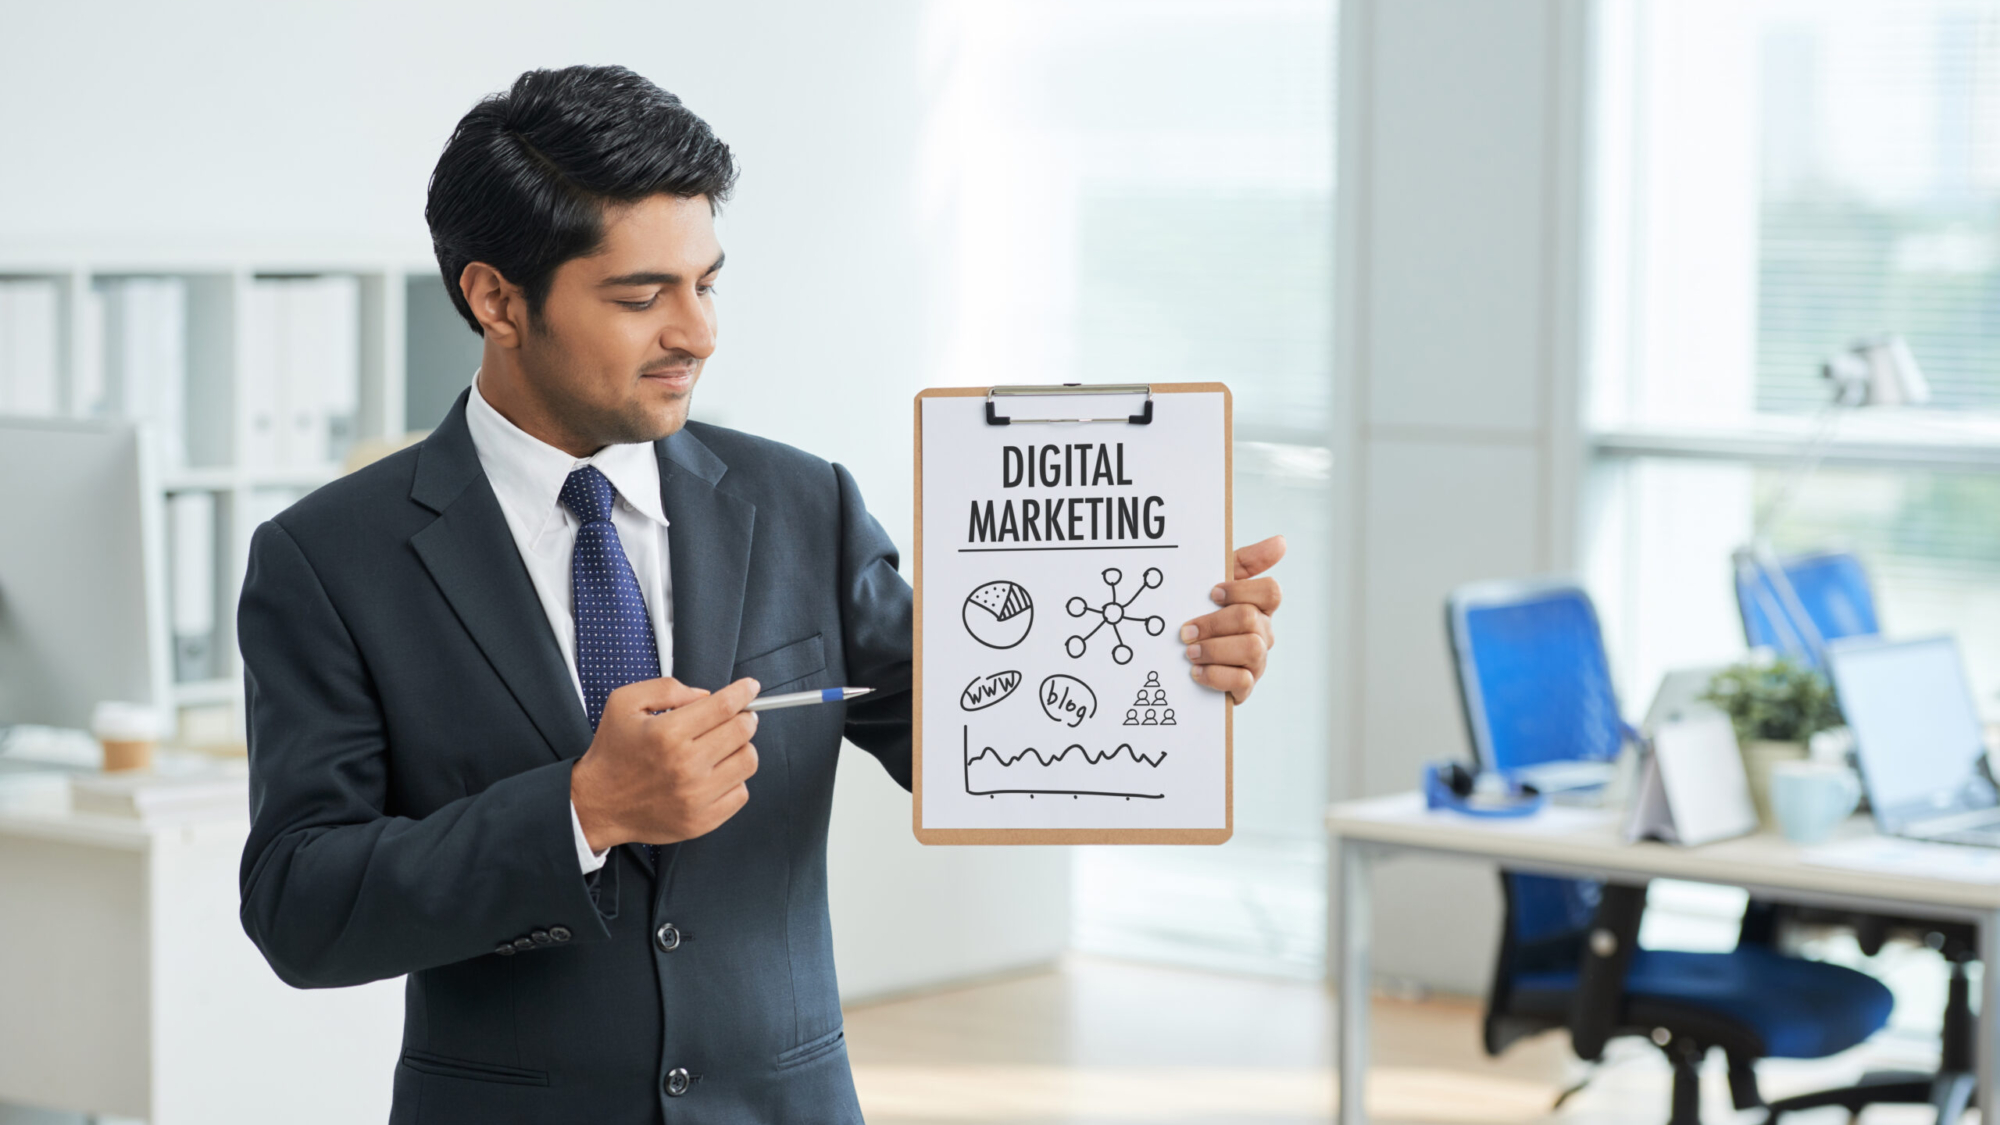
[1826,635,1993,833]
[0,417,171,729]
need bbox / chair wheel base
[1763,1070,1974,1123]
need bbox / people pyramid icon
[1122,671,1177,726]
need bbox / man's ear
[460,262,528,348]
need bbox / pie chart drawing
[964,580,1034,649]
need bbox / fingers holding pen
[679,678,761,764]
[652,676,756,737]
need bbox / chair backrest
[1445,578,1623,1036]
[1735,550,1880,666]
[1446,579,1627,773]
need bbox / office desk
[0,789,403,1124]
[1326,793,2000,1125]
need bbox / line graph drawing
[962,726,1166,799]
[1065,566,1166,665]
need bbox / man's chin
[621,397,691,444]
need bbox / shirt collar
[591,435,669,527]
[465,375,669,538]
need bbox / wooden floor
[842,955,1952,1125]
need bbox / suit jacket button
[495,943,516,957]
[531,930,552,945]
[550,926,572,942]
[512,937,534,953]
[654,923,681,952]
[664,1067,691,1097]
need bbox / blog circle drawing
[963,580,1034,649]
[1039,674,1097,728]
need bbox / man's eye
[697,283,717,297]
[618,297,657,311]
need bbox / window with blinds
[1754,1,2000,412]
[1588,0,2000,703]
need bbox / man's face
[519,193,723,446]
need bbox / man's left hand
[1180,535,1286,704]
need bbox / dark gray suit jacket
[237,390,912,1123]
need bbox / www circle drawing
[1064,567,1166,664]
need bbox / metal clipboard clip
[984,383,1154,426]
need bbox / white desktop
[0,417,170,730]
[0,416,402,1125]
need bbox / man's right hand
[569,676,761,852]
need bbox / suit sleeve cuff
[570,800,610,874]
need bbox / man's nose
[664,290,717,358]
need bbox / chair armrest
[1567,881,1648,1061]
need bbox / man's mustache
[640,355,700,376]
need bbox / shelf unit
[0,253,480,740]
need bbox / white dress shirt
[464,377,674,874]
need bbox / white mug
[1768,760,1861,845]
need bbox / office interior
[4,0,2000,1121]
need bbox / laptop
[1827,635,2000,847]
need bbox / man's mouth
[641,365,697,392]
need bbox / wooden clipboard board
[912,382,1233,845]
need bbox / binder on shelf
[244,280,284,470]
[167,490,217,683]
[0,279,61,417]
[97,277,190,466]
[72,283,106,419]
[292,275,360,468]
[247,275,361,471]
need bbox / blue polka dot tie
[560,466,664,866]
[560,465,663,730]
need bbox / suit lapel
[657,427,756,692]
[409,392,595,763]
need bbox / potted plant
[1699,657,1844,826]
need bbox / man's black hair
[426,65,738,334]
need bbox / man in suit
[238,65,1285,1123]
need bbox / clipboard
[912,382,1234,845]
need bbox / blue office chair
[1447,579,1894,1125]
[1733,550,1981,1118]
[1734,549,1879,666]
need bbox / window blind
[1755,1,2000,413]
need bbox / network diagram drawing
[1065,567,1166,665]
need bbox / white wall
[1331,0,1592,993]
[0,0,1066,1003]
[4,0,1615,1007]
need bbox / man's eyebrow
[598,253,726,289]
